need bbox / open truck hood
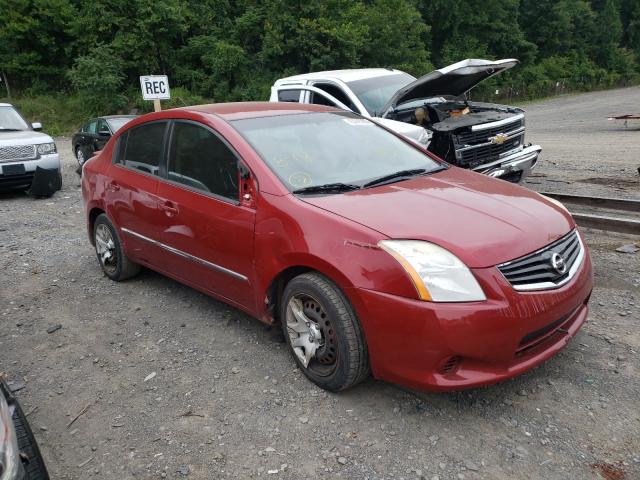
[382,58,519,116]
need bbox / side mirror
[32,122,42,130]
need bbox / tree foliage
[0,0,638,113]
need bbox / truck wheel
[280,272,370,391]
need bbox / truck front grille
[497,230,584,291]
[459,138,522,168]
[0,145,37,163]
[457,119,523,145]
[455,116,525,169]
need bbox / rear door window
[278,89,302,102]
[119,122,167,175]
[167,121,239,201]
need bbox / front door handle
[159,201,179,216]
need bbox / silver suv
[0,103,61,193]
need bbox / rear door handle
[159,201,179,216]
[107,181,120,192]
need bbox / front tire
[76,146,86,166]
[280,272,370,391]
[93,214,140,281]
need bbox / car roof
[176,101,340,121]
[103,115,137,119]
[275,68,409,84]
[0,103,14,107]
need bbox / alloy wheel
[95,224,117,275]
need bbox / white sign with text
[140,75,170,100]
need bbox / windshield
[106,117,135,132]
[0,106,30,131]
[346,73,415,115]
[232,112,440,192]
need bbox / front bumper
[348,243,593,391]
[474,144,541,182]
[0,154,60,189]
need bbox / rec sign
[140,75,170,100]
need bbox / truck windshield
[0,106,30,131]
[346,73,415,115]
[232,111,440,192]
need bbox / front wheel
[280,272,370,391]
[76,146,86,166]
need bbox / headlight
[36,142,57,155]
[0,392,22,480]
[379,240,486,302]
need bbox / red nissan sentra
[82,102,593,392]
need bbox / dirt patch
[577,177,640,188]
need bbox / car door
[104,121,168,267]
[77,119,97,154]
[95,119,112,151]
[155,120,256,310]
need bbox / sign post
[140,75,170,112]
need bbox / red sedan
[81,102,593,392]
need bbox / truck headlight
[0,392,22,480]
[379,240,486,302]
[36,143,57,155]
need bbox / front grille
[498,230,583,290]
[0,145,37,163]
[457,118,523,145]
[459,137,522,168]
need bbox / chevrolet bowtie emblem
[489,133,508,145]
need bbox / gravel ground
[522,85,640,200]
[1,88,639,480]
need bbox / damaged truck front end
[382,59,541,183]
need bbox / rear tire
[280,272,370,391]
[93,213,140,281]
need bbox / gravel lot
[1,88,639,480]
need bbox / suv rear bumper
[474,144,541,182]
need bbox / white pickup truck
[270,59,541,183]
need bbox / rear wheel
[93,214,140,281]
[280,272,370,391]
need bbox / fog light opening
[438,355,462,375]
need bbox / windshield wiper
[292,183,361,195]
[363,168,427,188]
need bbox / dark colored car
[81,102,592,393]
[71,115,137,166]
[0,378,49,479]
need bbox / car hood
[0,130,54,147]
[381,58,518,115]
[299,167,574,268]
